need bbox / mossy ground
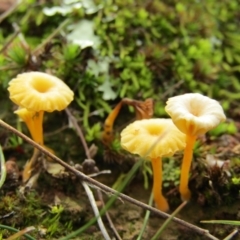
[1,0,240,239]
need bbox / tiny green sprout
[44,204,65,236]
[232,177,240,185]
[50,205,64,214]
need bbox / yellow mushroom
[8,71,73,112]
[165,93,226,201]
[8,72,73,144]
[8,71,74,182]
[120,118,186,212]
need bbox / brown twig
[65,108,122,240]
[65,108,91,159]
[0,0,22,24]
[0,119,218,240]
[81,181,111,240]
[97,189,122,240]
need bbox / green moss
[1,1,240,237]
[0,191,76,238]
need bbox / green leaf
[98,77,117,100]
[67,20,101,49]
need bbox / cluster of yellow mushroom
[8,71,74,182]
[120,93,226,212]
[7,71,226,212]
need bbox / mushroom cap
[14,107,35,122]
[8,71,74,112]
[165,93,226,136]
[120,118,186,159]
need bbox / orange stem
[151,157,169,212]
[179,134,196,201]
[21,110,44,182]
[102,101,122,145]
[24,110,44,146]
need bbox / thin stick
[0,119,218,240]
[65,108,111,238]
[65,108,91,159]
[65,108,121,239]
[82,182,111,240]
[97,190,122,240]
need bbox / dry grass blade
[82,181,111,240]
[6,226,35,240]
[223,229,238,240]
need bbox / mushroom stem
[21,110,44,183]
[179,134,196,201]
[102,102,122,145]
[22,148,40,183]
[15,108,44,149]
[151,157,169,212]
[25,111,44,146]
